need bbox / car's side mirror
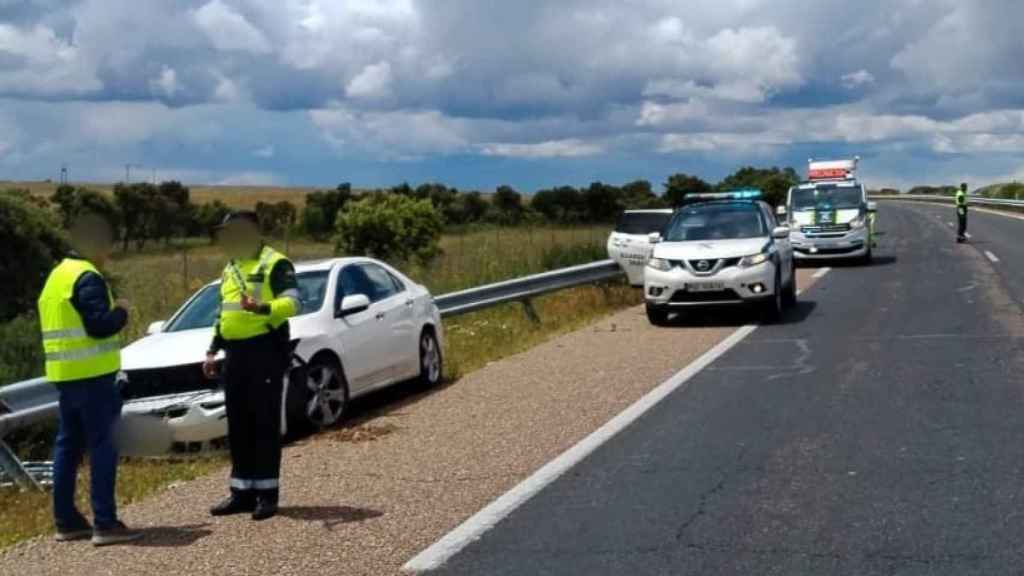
[146,320,165,335]
[866,201,878,213]
[772,226,791,240]
[648,232,662,244]
[775,205,788,216]
[337,294,370,317]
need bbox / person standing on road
[204,211,302,521]
[956,182,969,242]
[38,207,142,546]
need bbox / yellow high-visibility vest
[219,245,297,341]
[37,259,121,382]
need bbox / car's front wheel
[782,264,798,308]
[418,330,443,387]
[760,270,784,323]
[293,355,349,433]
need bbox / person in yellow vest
[38,208,141,546]
[203,211,301,521]
[955,182,969,243]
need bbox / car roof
[293,256,368,273]
[681,199,767,209]
[622,209,674,214]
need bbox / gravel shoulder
[1,270,820,576]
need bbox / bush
[0,191,69,322]
[302,184,352,241]
[335,193,444,264]
[0,314,43,385]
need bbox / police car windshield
[664,203,767,242]
[792,185,863,211]
[164,270,330,333]
[614,212,672,235]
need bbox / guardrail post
[520,299,540,324]
[0,439,42,491]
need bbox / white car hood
[653,237,768,261]
[122,315,320,371]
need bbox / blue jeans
[52,373,123,531]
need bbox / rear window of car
[614,212,673,235]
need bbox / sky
[0,0,1023,192]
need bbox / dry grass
[0,456,225,550]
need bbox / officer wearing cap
[955,183,968,243]
[204,210,302,521]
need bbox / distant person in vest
[955,182,969,243]
[38,207,141,546]
[204,210,301,521]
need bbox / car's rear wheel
[418,330,443,387]
[302,355,349,430]
[646,303,670,326]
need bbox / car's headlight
[739,252,770,268]
[849,216,866,229]
[647,257,672,271]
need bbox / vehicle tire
[861,244,873,265]
[760,271,784,323]
[292,354,349,433]
[417,330,443,387]
[646,303,670,326]
[782,265,798,308]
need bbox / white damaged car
[117,257,444,455]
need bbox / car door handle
[375,311,386,320]
[405,298,414,307]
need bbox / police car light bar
[684,189,763,202]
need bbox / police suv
[644,190,796,325]
[780,158,877,263]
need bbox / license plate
[686,282,724,292]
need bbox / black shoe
[252,497,278,521]
[210,495,256,516]
[91,521,142,546]
[55,515,93,542]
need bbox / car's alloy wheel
[305,358,348,429]
[419,331,442,386]
[782,265,798,308]
[761,271,783,322]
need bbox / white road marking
[812,267,831,279]
[985,250,1000,263]
[404,271,830,573]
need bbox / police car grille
[121,364,218,400]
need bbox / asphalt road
[430,202,1024,575]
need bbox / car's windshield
[163,271,330,332]
[664,203,766,242]
[614,212,673,235]
[791,185,864,211]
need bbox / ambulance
[779,157,877,263]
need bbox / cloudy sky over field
[0,0,1022,190]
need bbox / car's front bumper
[791,227,869,260]
[644,261,778,307]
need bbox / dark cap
[216,210,260,229]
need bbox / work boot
[252,496,278,521]
[55,515,92,542]
[210,494,256,516]
[91,521,142,546]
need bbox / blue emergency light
[685,189,763,202]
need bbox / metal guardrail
[0,259,625,490]
[871,194,1024,210]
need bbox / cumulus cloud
[841,69,875,89]
[345,61,394,100]
[193,0,272,54]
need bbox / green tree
[255,200,298,237]
[335,193,443,264]
[493,185,523,224]
[303,183,353,241]
[620,180,664,209]
[717,166,799,206]
[581,181,622,222]
[0,191,69,322]
[196,200,230,240]
[664,173,712,207]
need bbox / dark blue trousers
[52,373,122,530]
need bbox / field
[0,223,642,549]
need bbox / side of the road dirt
[1,270,819,576]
